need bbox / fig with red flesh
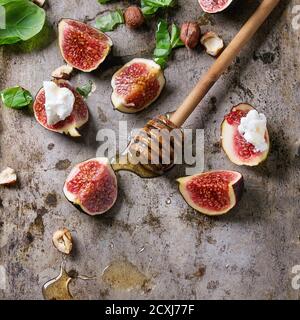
[198,0,234,13]
[177,170,244,216]
[111,58,166,113]
[33,80,88,137]
[221,103,270,166]
[63,158,118,216]
[58,19,113,72]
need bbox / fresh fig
[111,58,165,113]
[198,0,234,14]
[58,19,113,72]
[177,170,244,216]
[221,104,270,166]
[63,158,118,216]
[33,80,88,137]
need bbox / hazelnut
[0,167,17,185]
[52,228,73,254]
[51,65,73,80]
[124,6,144,29]
[201,31,224,57]
[180,22,201,49]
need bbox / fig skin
[221,103,270,166]
[198,0,234,14]
[177,170,244,216]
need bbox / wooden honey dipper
[113,0,280,177]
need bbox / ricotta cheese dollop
[43,81,75,125]
[238,109,268,153]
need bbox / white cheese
[238,109,268,153]
[43,81,75,125]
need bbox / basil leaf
[141,3,159,16]
[97,0,176,16]
[76,80,94,98]
[0,86,33,109]
[0,0,46,45]
[153,20,183,69]
[11,20,55,53]
[154,56,168,69]
[142,0,176,6]
[95,9,124,32]
[141,0,176,16]
[170,23,184,49]
[0,0,23,5]
[153,20,171,57]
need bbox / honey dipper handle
[170,0,280,127]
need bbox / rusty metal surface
[0,0,299,300]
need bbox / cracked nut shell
[51,65,73,80]
[52,228,73,254]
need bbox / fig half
[221,103,270,166]
[58,19,113,72]
[33,80,89,137]
[111,58,165,113]
[177,170,244,216]
[63,158,118,216]
[198,0,234,13]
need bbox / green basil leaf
[170,23,184,49]
[95,9,124,32]
[0,0,23,5]
[142,0,175,6]
[11,20,55,53]
[0,0,46,45]
[141,3,159,16]
[97,0,111,4]
[76,80,94,98]
[154,20,171,56]
[154,56,168,69]
[0,86,33,109]
[97,0,176,16]
[141,0,176,16]
[153,20,183,69]
[153,20,171,68]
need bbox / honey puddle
[42,264,95,300]
[102,260,149,291]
